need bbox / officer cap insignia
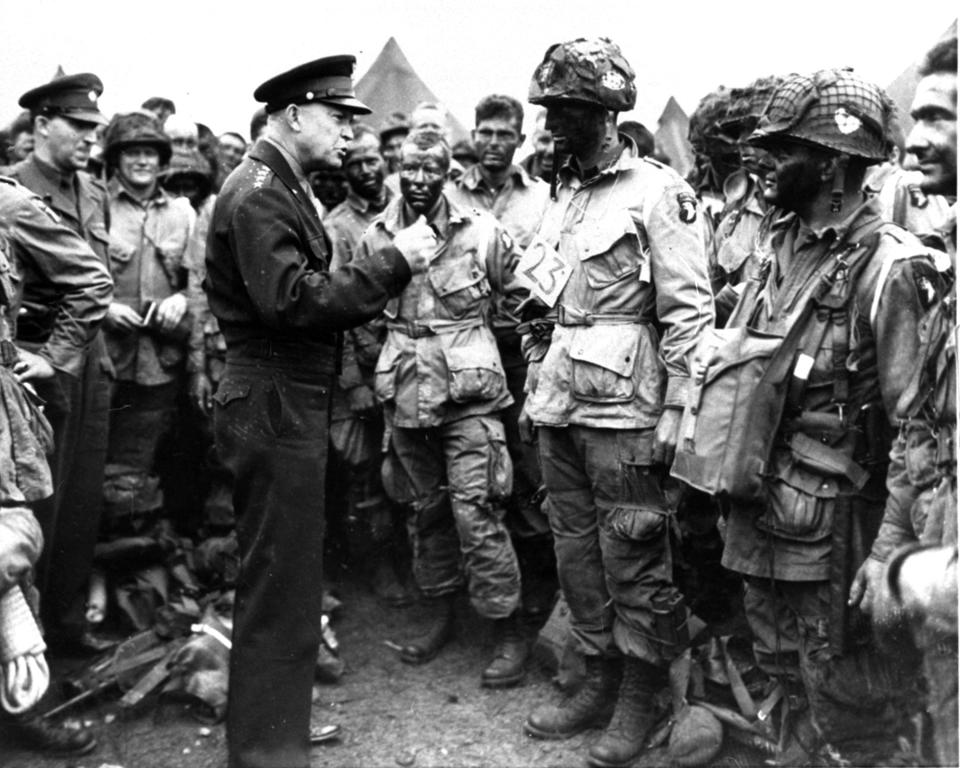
[18,72,108,126]
[834,107,862,135]
[677,192,698,224]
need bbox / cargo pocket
[901,422,938,490]
[757,454,835,542]
[607,505,667,542]
[428,256,490,319]
[373,342,403,403]
[570,325,640,403]
[482,419,513,502]
[212,380,250,409]
[442,344,506,403]
[576,209,644,289]
[107,237,135,269]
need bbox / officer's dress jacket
[204,139,410,353]
[0,177,110,504]
[9,155,111,349]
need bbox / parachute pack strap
[475,216,492,263]
[788,228,883,415]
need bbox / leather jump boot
[8,714,97,757]
[481,610,528,688]
[587,657,665,768]
[400,594,455,665]
[525,654,622,739]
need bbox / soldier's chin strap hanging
[830,155,849,214]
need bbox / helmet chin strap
[830,155,849,214]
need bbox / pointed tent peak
[653,96,693,177]
[355,38,469,142]
[886,19,958,137]
[658,96,688,125]
[358,36,418,82]
[53,65,67,79]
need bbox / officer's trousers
[31,333,110,642]
[387,415,520,619]
[538,425,687,667]
[214,349,333,768]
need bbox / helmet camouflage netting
[528,37,636,112]
[747,68,894,162]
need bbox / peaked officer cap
[254,55,371,116]
[19,72,108,126]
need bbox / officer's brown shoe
[586,657,664,768]
[481,612,527,688]
[400,595,454,665]
[524,654,621,739]
[9,715,97,756]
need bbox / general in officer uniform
[203,56,432,768]
[9,72,115,651]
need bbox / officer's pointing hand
[394,215,436,275]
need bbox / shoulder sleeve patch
[676,192,698,224]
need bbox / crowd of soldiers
[0,31,955,768]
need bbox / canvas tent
[355,37,469,143]
[885,19,957,140]
[654,96,694,178]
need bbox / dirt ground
[0,577,624,768]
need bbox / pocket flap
[772,452,838,498]
[577,210,637,259]
[443,343,503,374]
[569,325,640,377]
[427,258,485,298]
[374,341,403,374]
[108,237,135,264]
[695,327,782,386]
[212,381,250,406]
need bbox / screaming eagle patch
[677,192,698,224]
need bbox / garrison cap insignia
[677,192,698,224]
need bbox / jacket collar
[248,139,310,203]
[458,163,533,193]
[771,196,882,249]
[558,134,645,186]
[378,192,472,239]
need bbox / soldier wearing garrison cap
[519,38,714,767]
[204,54,434,768]
[8,71,115,656]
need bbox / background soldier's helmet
[688,86,736,156]
[720,76,784,139]
[528,37,636,112]
[103,110,172,168]
[748,68,893,162]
